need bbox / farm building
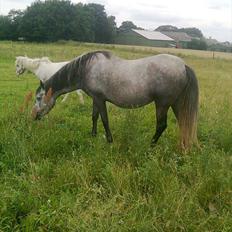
[115,29,176,48]
[161,31,192,48]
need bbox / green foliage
[156,25,203,38]
[155,25,178,32]
[118,21,138,32]
[20,0,77,41]
[0,1,117,43]
[208,43,232,53]
[0,15,12,40]
[187,39,208,50]
[179,27,203,38]
[0,41,232,231]
[0,10,24,40]
[87,3,110,43]
[72,3,95,42]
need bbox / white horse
[15,56,84,104]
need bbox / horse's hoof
[107,136,113,143]
[92,131,97,137]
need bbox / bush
[187,39,207,50]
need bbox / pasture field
[0,41,232,231]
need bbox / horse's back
[86,53,188,108]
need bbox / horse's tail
[173,65,199,150]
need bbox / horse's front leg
[93,98,113,143]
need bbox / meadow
[0,41,231,231]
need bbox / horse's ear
[44,88,53,103]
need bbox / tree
[179,27,203,38]
[0,10,24,40]
[106,16,117,43]
[155,25,204,38]
[119,21,138,32]
[70,3,95,42]
[0,1,117,43]
[187,39,207,50]
[87,3,114,43]
[0,16,12,40]
[20,0,77,41]
[155,25,178,32]
[7,9,24,40]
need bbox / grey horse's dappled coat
[33,51,199,150]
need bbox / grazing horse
[15,56,84,104]
[32,51,199,150]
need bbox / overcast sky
[1,0,232,42]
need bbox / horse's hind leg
[151,103,169,146]
[93,98,113,143]
[92,101,99,136]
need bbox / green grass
[0,41,231,231]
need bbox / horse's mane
[44,51,111,92]
[57,50,112,78]
[76,50,111,68]
[71,50,112,78]
[83,50,111,60]
[39,57,52,63]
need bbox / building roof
[161,31,192,42]
[132,29,174,41]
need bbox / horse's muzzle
[31,106,41,120]
[16,68,25,76]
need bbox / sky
[1,0,232,42]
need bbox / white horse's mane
[16,56,52,69]
[38,57,52,63]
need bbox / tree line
[0,1,117,43]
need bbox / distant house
[160,31,192,48]
[115,29,175,48]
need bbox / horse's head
[32,82,55,120]
[15,56,26,76]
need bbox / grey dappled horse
[32,51,199,150]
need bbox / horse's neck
[23,59,40,75]
[45,60,79,98]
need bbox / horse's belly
[107,89,153,108]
